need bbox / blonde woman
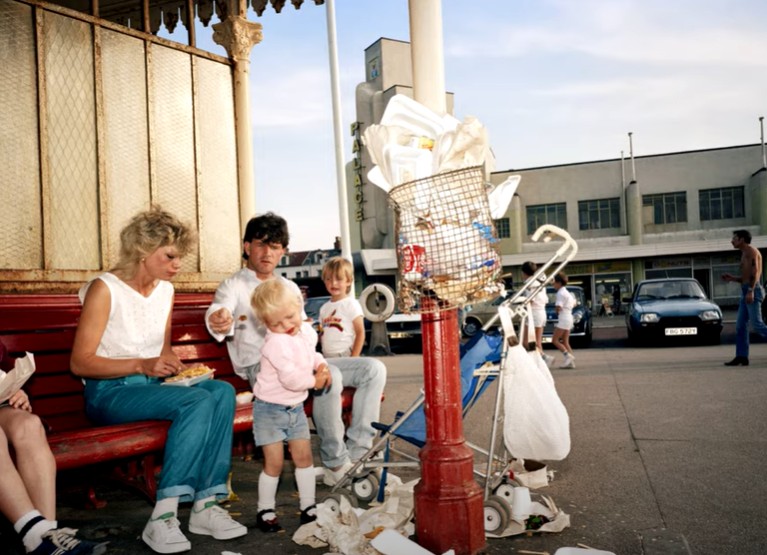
[70,207,246,554]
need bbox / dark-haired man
[722,229,767,366]
[205,213,385,526]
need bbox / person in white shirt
[318,257,386,463]
[249,279,331,533]
[71,208,246,554]
[205,213,381,487]
[521,261,554,367]
[552,272,577,369]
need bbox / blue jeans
[84,377,235,502]
[252,398,310,446]
[735,284,767,358]
[315,357,387,462]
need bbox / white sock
[150,496,179,520]
[294,466,316,511]
[192,495,216,513]
[258,472,280,512]
[15,511,56,552]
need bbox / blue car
[625,278,723,345]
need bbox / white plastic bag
[502,331,570,461]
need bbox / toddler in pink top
[249,280,332,533]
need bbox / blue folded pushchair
[327,331,506,505]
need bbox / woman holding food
[70,207,246,554]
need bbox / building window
[578,198,620,230]
[526,203,567,235]
[699,186,745,221]
[643,192,687,224]
[494,218,510,238]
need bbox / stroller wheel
[351,473,380,503]
[323,491,359,515]
[483,497,510,535]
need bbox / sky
[186,0,767,252]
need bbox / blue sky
[187,0,767,252]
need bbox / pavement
[3,318,765,555]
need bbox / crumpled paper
[293,477,418,555]
[0,352,35,404]
[510,458,554,489]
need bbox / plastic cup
[511,486,532,523]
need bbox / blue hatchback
[625,278,723,345]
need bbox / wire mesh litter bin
[388,166,504,313]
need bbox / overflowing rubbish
[293,477,417,554]
[364,94,518,312]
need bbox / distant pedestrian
[722,229,767,366]
[520,261,554,367]
[552,272,576,369]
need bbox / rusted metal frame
[142,0,149,33]
[186,0,196,47]
[92,15,109,271]
[190,55,203,272]
[145,42,157,206]
[35,7,52,272]
[16,0,231,65]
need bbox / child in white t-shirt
[319,257,365,358]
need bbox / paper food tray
[162,370,214,387]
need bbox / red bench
[0,292,356,505]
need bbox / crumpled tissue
[293,477,418,555]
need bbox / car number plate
[542,337,553,343]
[389,331,413,339]
[665,327,697,336]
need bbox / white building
[351,39,767,307]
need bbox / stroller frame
[323,226,578,532]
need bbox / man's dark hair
[554,272,568,286]
[242,212,289,260]
[521,261,537,276]
[733,229,752,244]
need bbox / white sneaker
[323,460,354,487]
[188,503,247,540]
[542,354,555,367]
[142,514,191,554]
[559,354,576,369]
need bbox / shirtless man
[722,229,767,366]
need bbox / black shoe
[299,505,317,525]
[724,357,749,366]
[256,509,283,533]
[29,527,108,555]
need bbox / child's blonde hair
[322,256,354,294]
[250,279,303,323]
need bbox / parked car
[542,286,593,347]
[460,291,512,337]
[624,278,723,345]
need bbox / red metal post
[414,303,486,554]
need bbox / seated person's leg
[0,407,106,555]
[332,357,387,461]
[310,364,349,471]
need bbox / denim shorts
[252,398,310,447]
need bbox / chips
[164,365,214,383]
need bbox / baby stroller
[324,225,578,532]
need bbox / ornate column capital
[212,16,263,62]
